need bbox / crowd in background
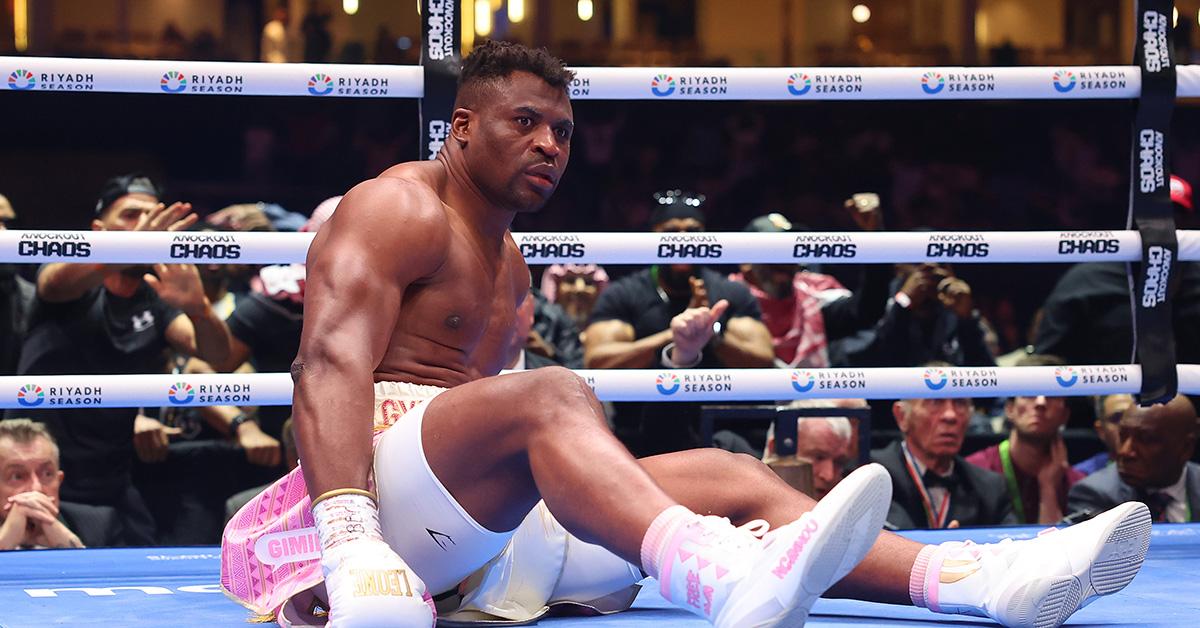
[4,4,1200,549]
[2,166,1199,550]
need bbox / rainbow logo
[160,71,187,93]
[787,73,812,96]
[7,69,35,91]
[790,370,816,393]
[1055,366,1078,388]
[308,73,334,96]
[655,372,681,395]
[1052,70,1076,93]
[168,382,195,404]
[650,74,676,97]
[920,71,945,95]
[17,384,45,407]
[923,368,948,391]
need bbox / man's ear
[91,218,105,231]
[451,107,473,145]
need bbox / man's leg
[637,449,919,605]
[418,367,890,626]
[420,367,673,560]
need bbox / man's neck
[1008,429,1052,474]
[907,440,954,475]
[103,273,141,298]
[438,153,517,242]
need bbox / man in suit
[874,395,1017,529]
[1068,394,1200,523]
[0,418,121,549]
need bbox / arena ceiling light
[578,0,594,22]
[475,0,493,36]
[509,0,525,23]
[342,0,359,15]
[852,4,871,24]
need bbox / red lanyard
[901,443,951,528]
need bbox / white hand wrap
[313,493,435,628]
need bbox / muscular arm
[293,179,449,498]
[582,320,672,369]
[36,263,111,303]
[712,316,774,368]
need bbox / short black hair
[457,40,575,103]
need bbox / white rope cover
[3,229,1197,265]
[6,57,1200,101]
[2,365,1198,408]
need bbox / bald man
[1068,395,1200,523]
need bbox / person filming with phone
[583,190,774,456]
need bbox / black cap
[649,189,706,228]
[743,213,796,233]
[95,173,161,215]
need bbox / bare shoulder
[309,172,450,275]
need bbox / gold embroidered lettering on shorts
[938,559,982,584]
[352,569,414,597]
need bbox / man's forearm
[189,307,233,365]
[37,263,110,302]
[584,329,673,369]
[294,362,377,496]
[713,334,775,368]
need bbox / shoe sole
[1010,502,1152,628]
[717,463,892,628]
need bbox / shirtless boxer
[221,41,1151,628]
[222,40,891,627]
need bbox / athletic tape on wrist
[311,492,384,553]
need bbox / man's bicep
[298,182,447,368]
[584,320,636,347]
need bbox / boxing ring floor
[2,524,1197,627]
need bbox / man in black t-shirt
[9,174,234,545]
[584,191,774,455]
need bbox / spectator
[540,263,609,333]
[261,4,291,63]
[873,386,1017,529]
[841,261,994,368]
[301,0,332,63]
[0,418,123,549]
[583,190,774,455]
[527,288,585,369]
[728,202,890,368]
[762,398,864,499]
[966,354,1086,524]
[1068,394,1200,523]
[1036,175,1200,366]
[209,197,342,439]
[7,174,233,545]
[0,194,35,375]
[1074,394,1134,476]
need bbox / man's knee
[524,367,601,417]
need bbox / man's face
[896,398,971,460]
[92,193,159,232]
[653,217,704,289]
[1006,395,1070,439]
[744,263,798,299]
[795,420,851,499]
[459,71,573,213]
[1096,394,1134,455]
[1116,402,1197,489]
[0,194,14,230]
[0,437,63,514]
[557,272,600,323]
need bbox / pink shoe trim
[909,544,938,609]
[640,505,690,584]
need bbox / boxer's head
[450,41,575,214]
[0,419,64,515]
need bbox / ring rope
[2,365,1198,408]
[3,229,1199,265]
[5,57,1200,101]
